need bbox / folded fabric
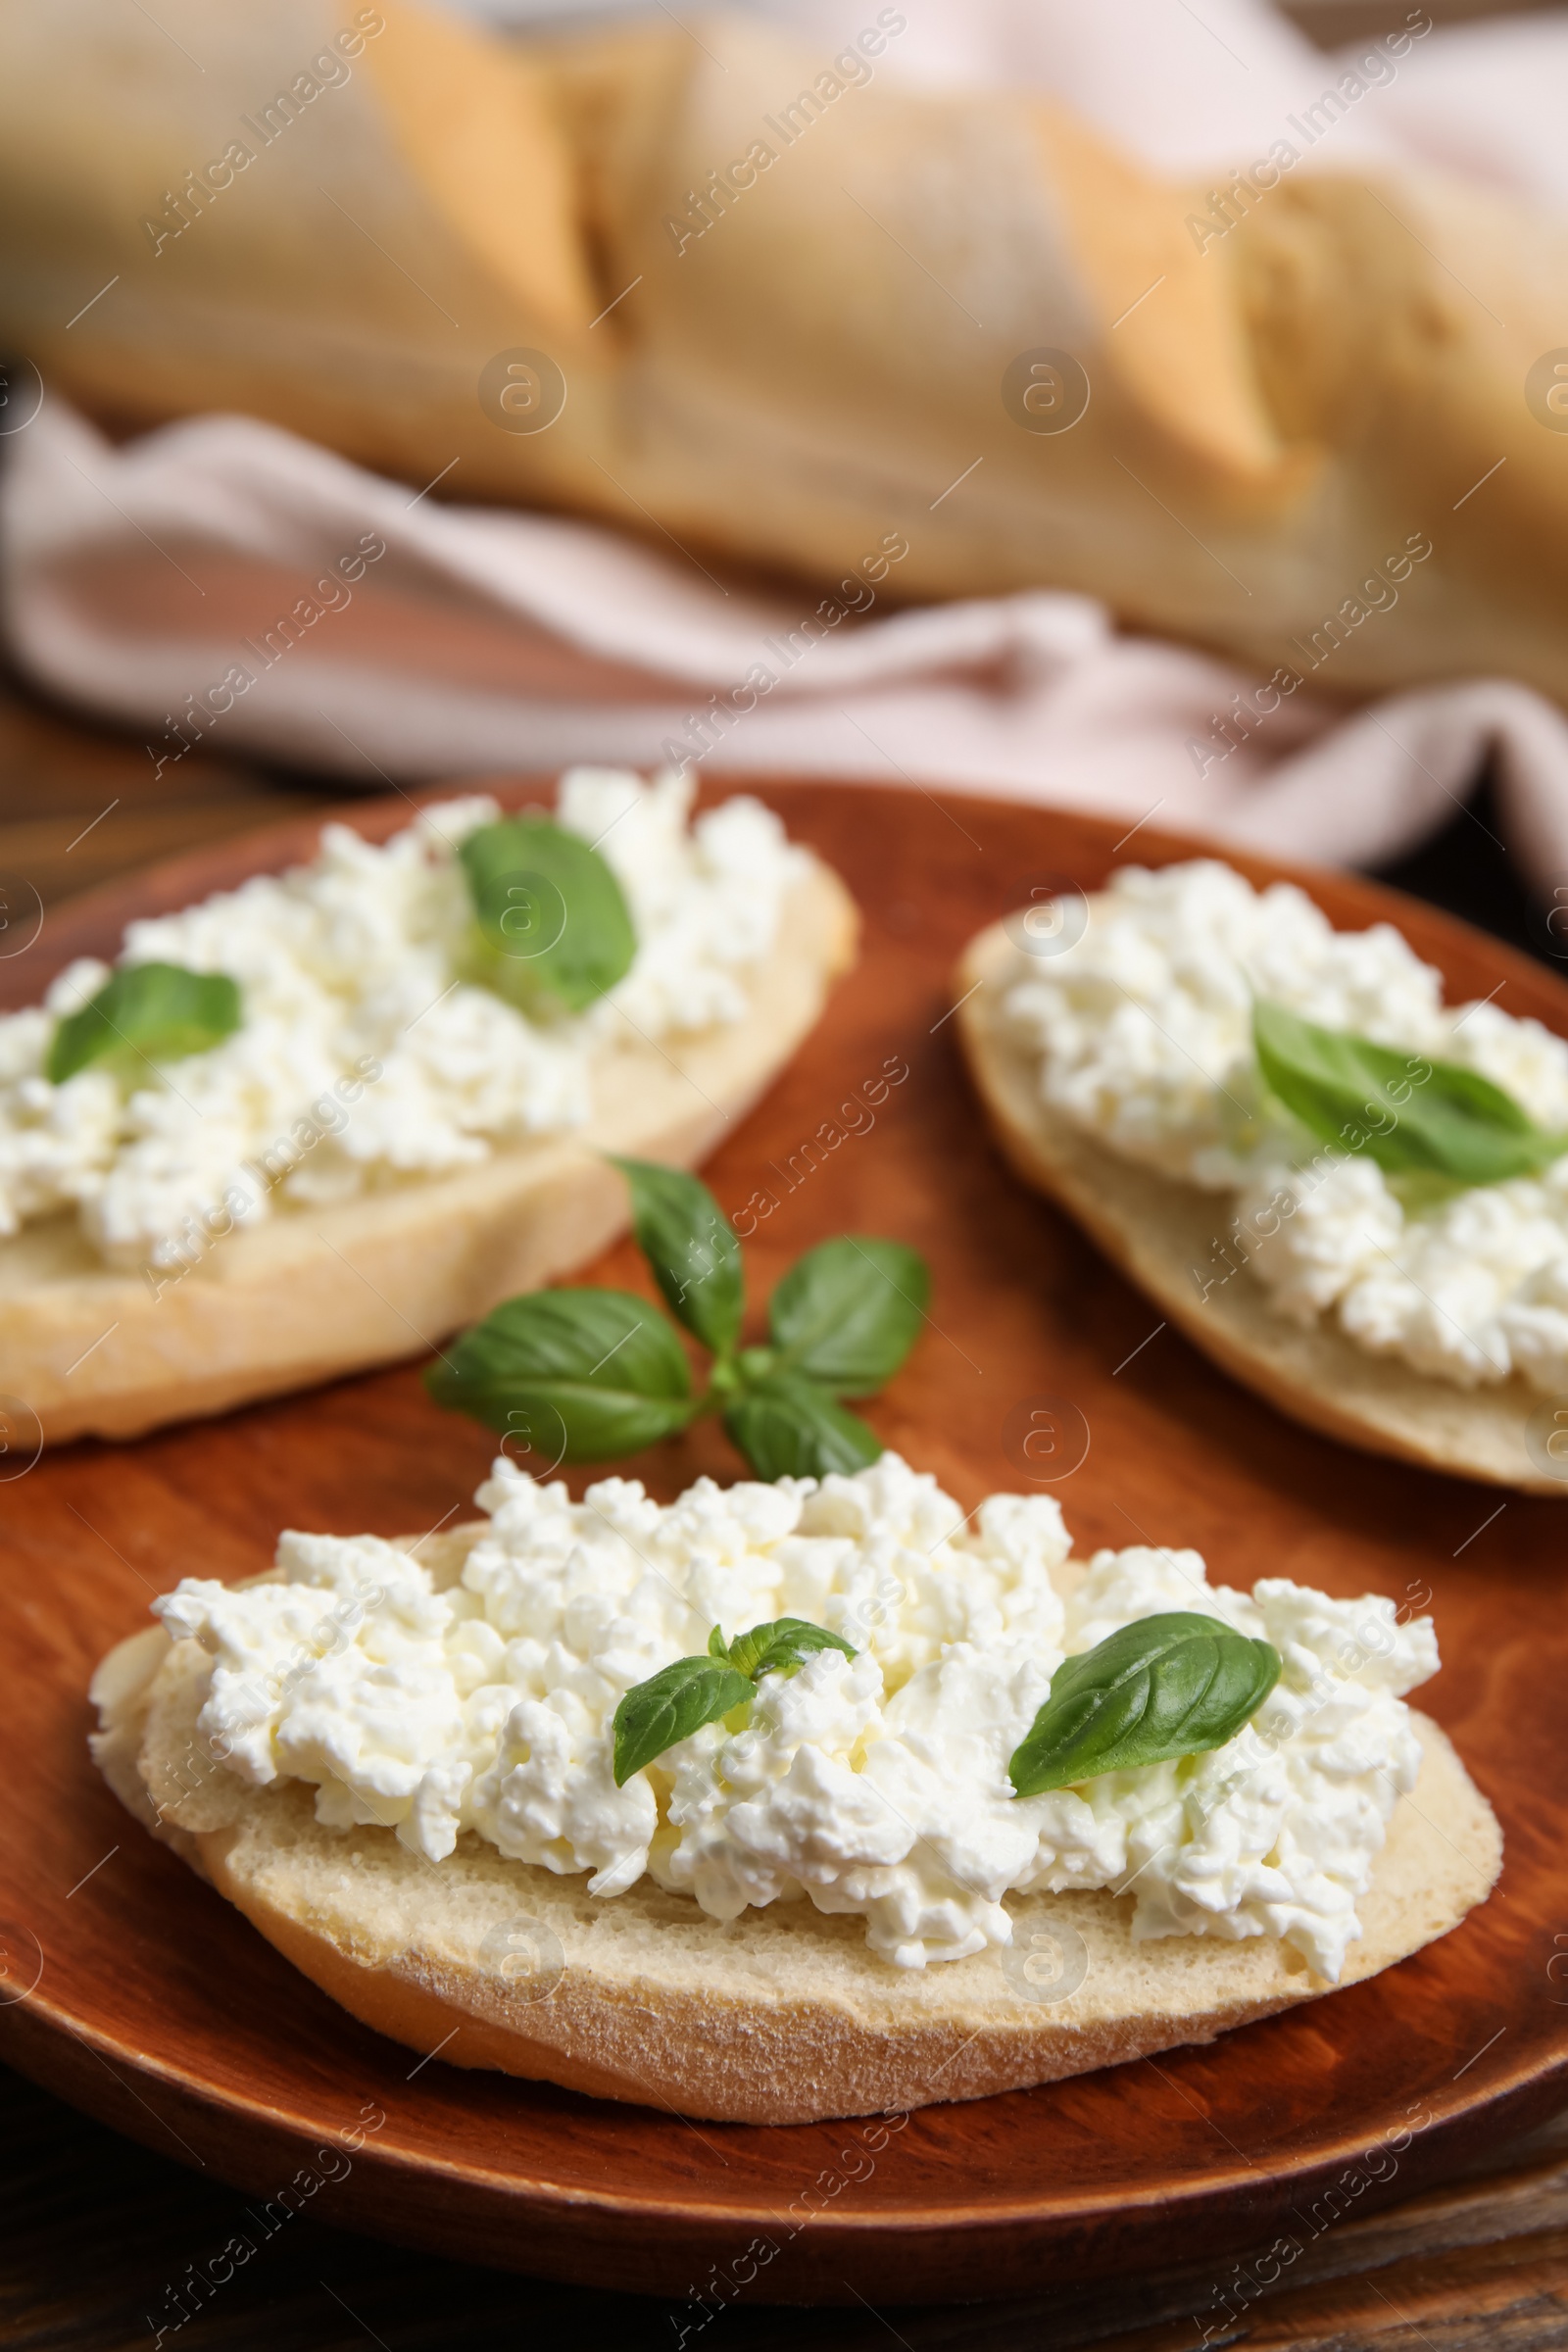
[735,0,1568,206]
[4,0,1568,893]
[8,397,1568,892]
[5,0,1568,705]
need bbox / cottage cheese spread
[1003,859,1568,1390]
[0,770,805,1271]
[154,1452,1436,1979]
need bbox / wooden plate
[0,780,1564,2307]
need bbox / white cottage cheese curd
[154,1452,1437,1979]
[0,770,805,1270]
[1003,859,1568,1390]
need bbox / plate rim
[7,766,1567,1017]
[13,1979,1567,2230]
[3,771,1565,2295]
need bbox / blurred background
[4,5,1568,2348]
[2,0,1568,958]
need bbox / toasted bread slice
[88,1527,1501,2129]
[8,859,855,1446]
[956,914,1566,1497]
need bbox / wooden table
[1,664,1565,2348]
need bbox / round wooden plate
[0,780,1563,2307]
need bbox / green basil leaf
[612,1156,744,1356]
[459,816,635,1016]
[612,1655,756,1785]
[1008,1611,1282,1798]
[426,1288,694,1460]
[47,961,242,1085]
[721,1616,857,1682]
[1253,1000,1568,1188]
[724,1372,882,1481]
[767,1236,930,1396]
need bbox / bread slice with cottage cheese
[2,854,854,1446]
[956,910,1568,1498]
[87,1525,1500,2130]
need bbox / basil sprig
[711,1615,858,1681]
[1008,1612,1281,1798]
[459,815,635,1016]
[428,1288,695,1460]
[1253,1000,1568,1190]
[723,1370,884,1479]
[765,1236,929,1394]
[48,961,242,1085]
[613,1615,856,1784]
[427,1157,928,1481]
[617,1151,744,1356]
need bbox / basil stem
[430,1160,930,1484]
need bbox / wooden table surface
[1,667,1566,2349]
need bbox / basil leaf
[612,1655,756,1785]
[426,1288,694,1460]
[1253,1000,1568,1188]
[724,1372,882,1481]
[1008,1612,1281,1797]
[48,961,241,1085]
[612,1156,744,1356]
[767,1236,929,1396]
[459,816,635,1015]
[721,1616,857,1682]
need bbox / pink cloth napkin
[6,0,1568,887]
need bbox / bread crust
[7,9,1568,702]
[956,915,1568,1496]
[7,859,856,1446]
[89,1531,1502,2129]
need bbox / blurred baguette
[1,0,1566,696]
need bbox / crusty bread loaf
[89,1526,1501,2128]
[955,912,1564,1495]
[2,1,1567,700]
[8,857,855,1446]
